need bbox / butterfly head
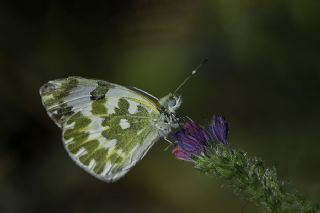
[159,93,182,114]
[155,93,181,136]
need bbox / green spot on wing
[108,152,124,164]
[91,98,107,115]
[66,132,89,154]
[102,98,153,154]
[92,149,109,174]
[41,77,79,107]
[78,140,100,165]
[90,81,111,100]
[40,77,80,126]
[54,77,78,99]
[66,112,91,127]
[43,98,56,107]
[50,103,73,123]
[64,112,91,154]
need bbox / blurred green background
[0,0,320,212]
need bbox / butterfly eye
[168,99,177,108]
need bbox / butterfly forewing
[40,77,161,181]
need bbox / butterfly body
[40,76,181,182]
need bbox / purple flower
[172,122,210,161]
[172,116,229,161]
[172,146,192,161]
[208,116,229,144]
[184,122,210,146]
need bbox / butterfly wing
[40,76,161,182]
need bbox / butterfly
[39,76,184,182]
[39,60,206,182]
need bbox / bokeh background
[1,0,320,212]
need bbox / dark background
[1,0,320,212]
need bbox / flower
[172,116,229,161]
[208,116,229,144]
[183,122,210,146]
[172,146,192,161]
[173,123,208,153]
[172,122,209,161]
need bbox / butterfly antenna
[174,58,208,93]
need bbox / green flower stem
[194,143,319,213]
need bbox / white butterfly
[39,60,205,182]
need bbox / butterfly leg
[177,115,194,126]
[164,136,175,145]
[184,116,194,122]
[163,136,176,151]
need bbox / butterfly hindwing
[40,77,161,181]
